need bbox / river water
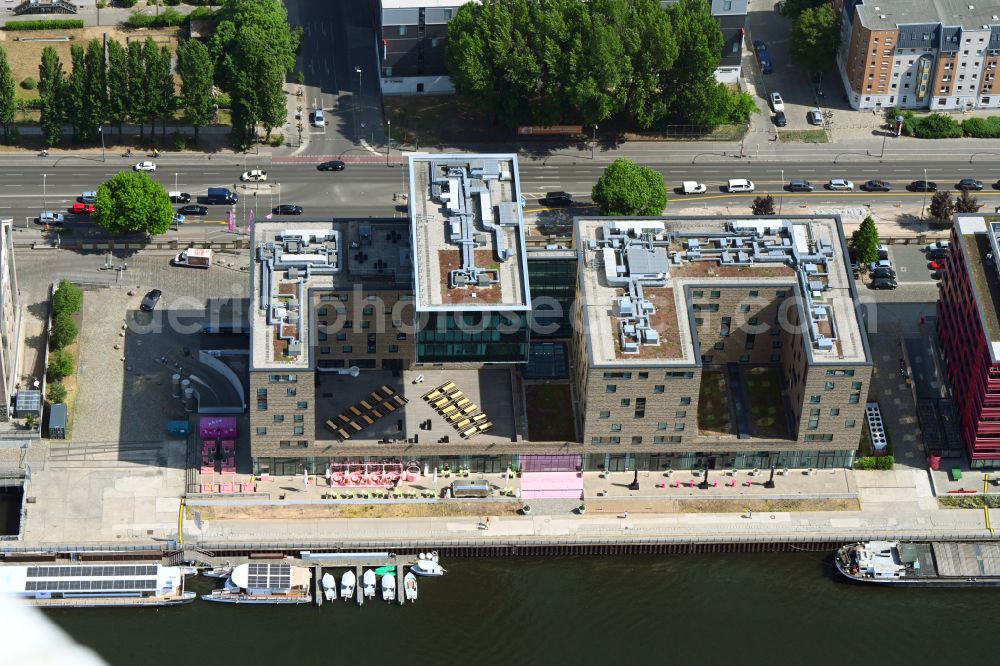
[47,553,989,665]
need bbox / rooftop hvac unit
[287,267,300,279]
[618,297,635,317]
[642,328,660,345]
[622,341,639,353]
[816,337,834,350]
[640,300,655,313]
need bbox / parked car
[957,178,984,191]
[862,180,892,192]
[317,160,346,171]
[869,259,892,272]
[169,191,191,204]
[312,108,325,127]
[773,111,787,127]
[178,204,209,216]
[240,169,268,182]
[70,203,94,215]
[871,267,897,280]
[272,204,304,215]
[787,179,814,192]
[37,211,64,225]
[140,289,162,312]
[541,191,573,206]
[173,213,186,225]
[758,53,773,74]
[79,191,97,204]
[134,161,156,172]
[928,248,948,260]
[753,39,767,54]
[770,92,785,112]
[926,241,951,252]
[807,109,823,125]
[929,259,946,271]
[727,178,755,193]
[908,180,937,192]
[827,178,855,191]
[870,277,898,290]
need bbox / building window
[808,419,819,430]
[749,290,759,298]
[852,381,863,390]
[695,317,704,326]
[692,290,704,298]
[665,372,694,379]
[739,304,751,313]
[675,411,687,418]
[604,372,633,379]
[273,415,284,423]
[680,397,692,405]
[714,341,725,350]
[845,419,857,428]
[606,385,617,393]
[810,395,821,404]
[701,355,712,364]
[342,345,352,353]
[297,401,308,409]
[654,385,665,393]
[674,423,685,431]
[830,408,840,417]
[635,398,646,418]
[389,345,399,353]
[825,381,835,390]
[670,436,682,443]
[256,427,266,435]
[745,334,756,350]
[710,290,721,298]
[638,372,649,379]
[849,393,861,404]
[748,316,759,325]
[654,436,667,443]
[287,388,297,397]
[810,408,820,416]
[632,436,643,444]
[294,426,304,435]
[739,354,750,363]
[772,340,782,349]
[399,25,407,35]
[294,415,304,423]
[620,398,631,407]
[658,422,668,430]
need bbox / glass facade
[527,257,577,338]
[416,311,529,364]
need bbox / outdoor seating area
[325,384,409,441]
[198,416,252,493]
[422,381,494,438]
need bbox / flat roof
[250,219,412,371]
[381,0,465,8]
[575,216,869,368]
[956,215,1000,360]
[855,0,1000,31]
[407,154,530,312]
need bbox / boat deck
[932,542,1000,578]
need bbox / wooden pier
[396,564,404,605]
[314,564,323,607]
[355,565,363,607]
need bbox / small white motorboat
[381,573,396,602]
[403,572,418,602]
[340,570,356,599]
[363,569,376,598]
[410,552,445,577]
[202,566,233,579]
[322,573,337,601]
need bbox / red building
[938,215,1000,467]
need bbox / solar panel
[245,563,292,590]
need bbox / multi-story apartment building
[248,154,871,478]
[937,214,1000,468]
[0,221,20,422]
[837,0,1000,110]
[572,216,872,471]
[378,0,463,95]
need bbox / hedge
[888,107,1000,139]
[961,116,1000,138]
[854,455,895,470]
[4,19,84,31]
[125,8,185,28]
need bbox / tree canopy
[956,189,983,214]
[177,38,215,139]
[592,158,667,216]
[850,216,880,266]
[929,191,954,222]
[445,0,751,130]
[38,46,65,146]
[790,4,841,73]
[93,171,174,235]
[0,46,16,140]
[751,195,776,216]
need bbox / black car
[317,160,346,171]
[541,191,573,207]
[178,204,209,216]
[957,178,984,191]
[787,179,813,192]
[907,180,938,192]
[871,267,897,280]
[272,204,304,216]
[870,277,898,290]
[862,180,892,192]
[773,111,787,127]
[170,192,192,204]
[140,289,162,312]
[928,248,948,260]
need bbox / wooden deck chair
[362,414,375,426]
[337,428,351,441]
[459,424,478,438]
[454,418,472,430]
[337,414,351,424]
[432,396,450,409]
[349,405,363,417]
[446,389,464,401]
[477,422,495,434]
[370,391,383,402]
[382,400,397,413]
[472,413,488,424]
[423,388,442,401]
[371,408,384,419]
[325,420,339,433]
[349,421,363,432]
[454,397,470,409]
[394,395,409,406]
[440,404,458,417]
[461,403,479,415]
[381,384,395,396]
[360,400,373,411]
[439,381,456,393]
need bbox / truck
[172,248,213,269]
[205,187,238,205]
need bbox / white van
[80,191,97,204]
[682,181,706,195]
[727,179,755,193]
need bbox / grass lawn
[385,95,507,146]
[697,368,733,435]
[525,383,576,441]
[778,129,829,143]
[744,366,790,438]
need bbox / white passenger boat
[0,562,195,608]
[403,572,418,602]
[362,569,376,598]
[410,552,445,577]
[340,570,356,599]
[381,573,396,602]
[202,563,312,604]
[202,564,233,579]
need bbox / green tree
[144,39,174,140]
[210,0,298,146]
[929,190,954,222]
[93,171,173,235]
[0,46,16,141]
[780,0,826,18]
[661,0,726,126]
[50,311,78,349]
[127,40,149,137]
[751,195,776,216]
[850,215,880,266]
[591,158,667,216]
[955,189,982,214]
[177,38,214,141]
[83,39,107,144]
[46,349,75,381]
[52,279,83,315]
[38,46,65,146]
[46,381,67,404]
[790,4,841,74]
[66,43,86,141]
[106,39,128,138]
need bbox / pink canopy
[199,416,238,440]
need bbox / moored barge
[836,541,1000,587]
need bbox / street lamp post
[277,182,281,211]
[592,124,597,159]
[98,126,105,162]
[386,119,391,166]
[921,167,929,220]
[779,168,784,215]
[174,173,178,193]
[42,173,47,211]
[355,66,362,140]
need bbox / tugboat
[836,540,1000,587]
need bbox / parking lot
[886,244,940,285]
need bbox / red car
[929,259,946,271]
[71,203,95,215]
